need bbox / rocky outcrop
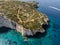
[0,16,15,29]
[0,14,49,36]
[0,1,49,41]
[27,1,39,8]
[0,14,49,41]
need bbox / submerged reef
[0,1,49,41]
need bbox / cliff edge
[0,1,49,41]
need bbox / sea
[0,0,60,45]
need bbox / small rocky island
[0,1,49,41]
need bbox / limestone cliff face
[0,15,34,36]
[0,16,15,29]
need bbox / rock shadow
[26,30,47,39]
[26,21,51,39]
[0,26,12,33]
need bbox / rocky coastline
[0,13,49,40]
[0,1,49,41]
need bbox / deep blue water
[37,0,60,45]
[0,0,60,45]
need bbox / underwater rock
[13,41,17,45]
[53,24,60,29]
[52,30,56,32]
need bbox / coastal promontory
[0,1,49,40]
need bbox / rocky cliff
[0,1,49,41]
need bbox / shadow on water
[26,22,51,39]
[0,26,12,33]
[0,21,51,39]
[26,30,47,39]
[26,31,47,39]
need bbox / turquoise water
[0,0,60,45]
[0,22,53,45]
[37,0,60,45]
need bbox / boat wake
[49,6,60,11]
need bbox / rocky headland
[0,1,49,41]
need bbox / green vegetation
[0,1,48,30]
